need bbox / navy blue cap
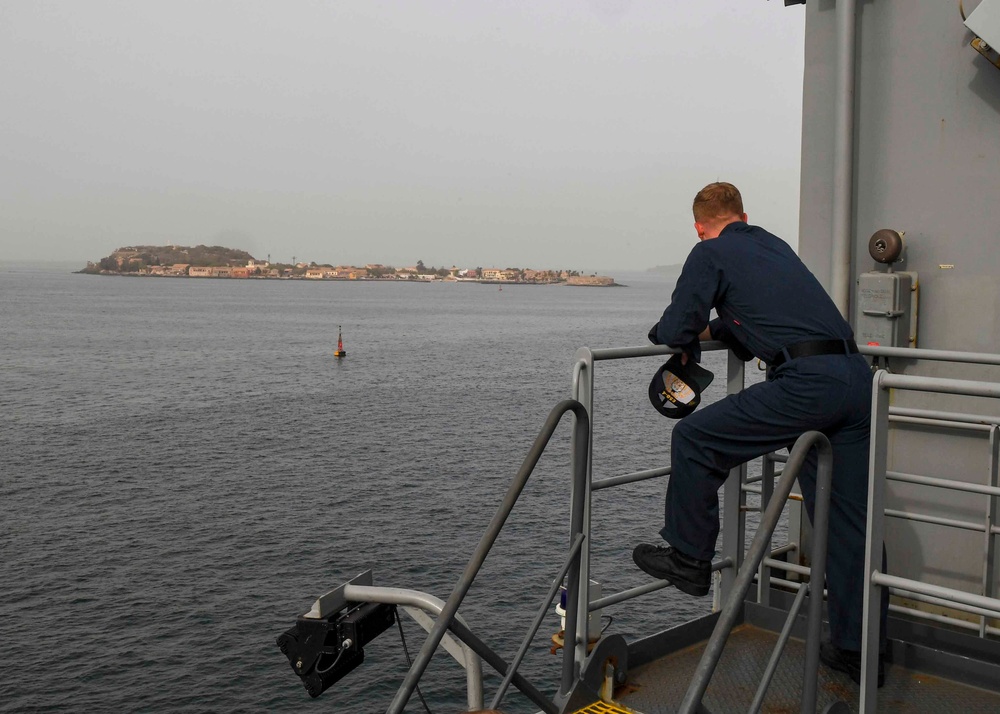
[648,354,715,419]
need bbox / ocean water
[1,264,758,713]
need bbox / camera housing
[277,599,396,698]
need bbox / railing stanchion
[720,350,747,605]
[801,430,833,713]
[758,451,776,607]
[983,427,1000,637]
[861,371,890,713]
[564,349,596,692]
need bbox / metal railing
[569,341,745,651]
[860,368,1000,713]
[342,583,485,709]
[566,345,845,712]
[679,430,834,714]
[858,346,1000,645]
[388,399,590,714]
[753,347,1000,638]
[569,342,1000,713]
[388,341,1000,713]
[391,342,747,712]
[388,341,751,713]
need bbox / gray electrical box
[855,271,918,348]
[966,0,1000,48]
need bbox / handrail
[592,348,1000,493]
[311,341,1000,712]
[387,399,590,714]
[862,344,1000,366]
[341,585,484,709]
[489,532,587,709]
[570,342,1000,712]
[678,431,833,714]
[861,369,1000,713]
[872,572,1000,618]
[572,342,745,624]
[592,465,672,491]
[588,558,734,612]
[887,469,1000,497]
[571,342,1000,713]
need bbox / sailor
[633,182,889,686]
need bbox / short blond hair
[692,182,743,223]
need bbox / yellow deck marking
[571,701,641,713]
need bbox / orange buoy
[334,325,346,358]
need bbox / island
[78,245,621,286]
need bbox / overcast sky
[0,1,805,271]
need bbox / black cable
[396,614,434,714]
[601,615,614,634]
[315,648,345,675]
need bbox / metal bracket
[304,570,373,619]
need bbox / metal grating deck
[617,624,1000,713]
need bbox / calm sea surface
[1,264,763,713]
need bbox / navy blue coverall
[651,221,888,652]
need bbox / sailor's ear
[741,212,748,223]
[694,222,707,241]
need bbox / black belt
[770,338,859,368]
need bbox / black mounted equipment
[276,600,396,698]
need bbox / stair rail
[387,398,591,714]
[679,430,834,714]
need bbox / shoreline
[74,271,625,287]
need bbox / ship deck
[617,623,1000,713]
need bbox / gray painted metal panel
[800,1,1000,613]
